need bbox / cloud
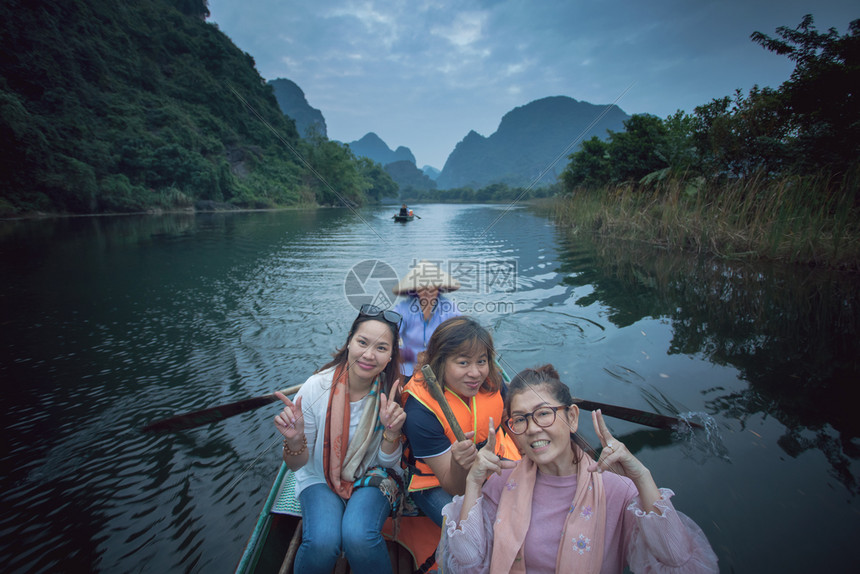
[431,10,487,47]
[208,0,859,168]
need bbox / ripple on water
[4,206,858,573]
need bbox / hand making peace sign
[465,417,517,489]
[588,409,651,484]
[378,381,406,434]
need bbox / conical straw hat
[392,260,461,294]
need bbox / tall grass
[551,169,860,270]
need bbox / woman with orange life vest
[400,315,520,526]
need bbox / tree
[751,14,860,174]
[690,87,791,178]
[358,158,398,203]
[302,137,368,206]
[606,114,669,183]
[172,0,210,18]
[560,136,611,191]
[657,110,699,175]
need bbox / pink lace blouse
[439,468,718,573]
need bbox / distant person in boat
[437,364,720,574]
[400,316,520,527]
[273,305,407,574]
[399,203,409,216]
[392,260,462,377]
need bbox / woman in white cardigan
[274,305,407,574]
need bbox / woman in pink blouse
[438,364,718,573]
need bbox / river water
[1,204,858,573]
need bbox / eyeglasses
[359,304,403,328]
[505,405,567,435]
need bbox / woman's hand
[466,418,517,489]
[451,431,478,470]
[588,409,660,511]
[587,409,648,479]
[274,392,304,441]
[379,382,406,434]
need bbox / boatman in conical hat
[391,260,462,377]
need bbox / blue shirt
[393,294,461,376]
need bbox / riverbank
[546,171,860,271]
[0,200,336,222]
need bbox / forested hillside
[0,0,392,216]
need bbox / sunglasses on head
[359,304,403,328]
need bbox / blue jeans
[295,483,393,574]
[409,486,453,527]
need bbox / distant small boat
[393,214,414,222]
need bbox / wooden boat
[235,463,435,574]
[393,214,414,222]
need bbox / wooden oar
[141,383,303,433]
[421,365,467,441]
[573,399,702,430]
[496,359,700,431]
[141,381,701,434]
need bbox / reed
[551,169,860,270]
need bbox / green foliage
[383,160,436,193]
[98,174,152,212]
[560,136,611,190]
[690,87,792,177]
[751,15,860,174]
[657,110,699,174]
[0,0,376,215]
[358,159,399,203]
[171,0,210,19]
[401,182,554,204]
[606,114,669,183]
[553,168,860,268]
[300,137,369,206]
[560,14,859,197]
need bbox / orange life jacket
[401,372,520,491]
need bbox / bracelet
[283,435,307,456]
[382,430,401,443]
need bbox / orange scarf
[323,363,383,499]
[491,454,606,573]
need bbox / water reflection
[557,232,860,492]
[2,206,859,573]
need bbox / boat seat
[272,469,302,516]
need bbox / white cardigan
[292,367,402,497]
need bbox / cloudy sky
[207,0,856,170]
